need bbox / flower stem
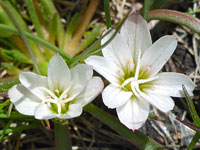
[55,123,72,150]
[148,9,200,35]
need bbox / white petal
[102,84,132,109]
[59,104,83,119]
[142,92,174,112]
[141,35,177,76]
[101,30,134,72]
[8,84,41,116]
[146,72,195,97]
[48,54,71,91]
[120,12,152,61]
[85,56,123,86]
[75,77,104,106]
[68,64,93,98]
[116,98,149,130]
[19,72,48,100]
[35,103,58,120]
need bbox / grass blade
[0,1,40,74]
[182,85,200,127]
[103,0,111,28]
[0,24,71,60]
[84,104,163,150]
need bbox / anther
[54,89,59,94]
[61,103,65,108]
[46,96,51,99]
[127,60,131,65]
[63,94,68,99]
[145,66,151,71]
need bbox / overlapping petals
[9,54,104,120]
[85,12,195,130]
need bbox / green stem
[84,104,163,150]
[144,0,149,20]
[148,9,200,35]
[188,132,200,150]
[0,24,71,61]
[55,123,71,150]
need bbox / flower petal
[19,72,48,100]
[8,84,41,116]
[141,35,177,76]
[145,72,195,97]
[75,76,104,106]
[102,84,132,109]
[116,98,149,130]
[101,30,134,72]
[48,54,71,91]
[68,64,93,98]
[59,104,83,119]
[142,92,174,113]
[120,12,152,61]
[85,56,123,86]
[35,103,58,120]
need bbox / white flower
[85,13,195,130]
[8,54,103,120]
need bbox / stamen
[57,103,61,114]
[60,83,72,100]
[138,76,158,84]
[131,82,140,98]
[121,77,135,87]
[117,69,121,73]
[134,50,141,80]
[127,59,131,65]
[152,85,155,90]
[39,87,57,99]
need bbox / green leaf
[0,99,10,110]
[1,63,20,75]
[0,5,14,37]
[40,0,64,49]
[84,104,163,150]
[1,0,28,31]
[0,24,71,61]
[188,132,200,150]
[63,13,80,51]
[0,78,19,93]
[25,0,44,39]
[0,111,34,121]
[182,85,200,127]
[76,24,104,54]
[1,48,32,64]
[103,0,111,28]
